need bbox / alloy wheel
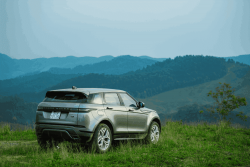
[150,124,159,143]
[97,127,111,151]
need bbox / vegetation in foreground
[0,117,250,167]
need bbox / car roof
[47,88,126,96]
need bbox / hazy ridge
[0,53,167,80]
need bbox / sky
[0,0,249,60]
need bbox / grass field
[0,118,250,167]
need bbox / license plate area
[50,111,61,119]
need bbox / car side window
[104,93,121,106]
[119,93,137,107]
[91,93,103,104]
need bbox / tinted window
[119,93,137,107]
[43,91,87,103]
[88,93,103,104]
[104,93,121,105]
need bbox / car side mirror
[138,101,145,108]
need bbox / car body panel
[77,103,105,132]
[103,105,128,134]
[127,106,148,133]
[140,107,162,133]
[36,102,80,126]
[35,123,93,143]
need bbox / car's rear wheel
[87,123,112,153]
[144,121,160,144]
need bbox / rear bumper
[35,124,94,143]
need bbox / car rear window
[43,91,87,103]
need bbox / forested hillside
[0,95,37,125]
[0,55,164,96]
[159,103,250,129]
[0,72,81,96]
[16,55,250,103]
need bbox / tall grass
[0,117,250,167]
[0,122,36,141]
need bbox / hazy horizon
[1,53,250,60]
[0,0,249,60]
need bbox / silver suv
[35,86,161,153]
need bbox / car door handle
[106,107,113,109]
[129,109,134,111]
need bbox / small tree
[199,82,248,127]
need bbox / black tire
[144,121,160,144]
[87,123,112,153]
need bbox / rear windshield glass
[43,91,87,103]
